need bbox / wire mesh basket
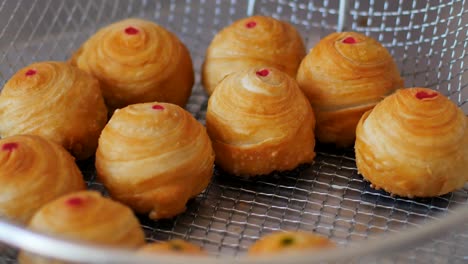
[0,0,467,263]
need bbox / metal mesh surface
[0,0,467,263]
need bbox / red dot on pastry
[342,37,357,44]
[415,91,438,100]
[256,69,269,77]
[2,142,18,151]
[245,21,257,28]
[152,104,165,110]
[124,26,139,35]
[25,69,37,76]
[66,197,84,206]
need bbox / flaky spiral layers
[355,88,468,198]
[0,135,85,224]
[139,240,206,256]
[96,102,214,219]
[18,191,145,264]
[0,61,107,160]
[248,231,335,256]
[202,15,306,95]
[206,67,315,176]
[297,32,404,147]
[70,18,194,111]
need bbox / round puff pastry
[0,61,107,160]
[18,191,145,264]
[248,231,335,256]
[297,32,403,147]
[206,67,315,176]
[355,88,468,198]
[0,135,85,224]
[70,18,194,111]
[202,15,306,95]
[95,102,214,219]
[139,240,206,255]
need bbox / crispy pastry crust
[0,135,85,224]
[206,67,315,176]
[297,32,403,147]
[355,88,468,197]
[139,240,206,255]
[202,15,305,95]
[248,231,335,255]
[70,18,194,111]
[96,102,214,219]
[18,191,145,264]
[0,61,108,159]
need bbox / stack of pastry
[0,135,85,224]
[18,191,145,264]
[70,18,194,111]
[96,102,215,220]
[297,32,404,147]
[355,88,468,198]
[206,67,316,176]
[0,14,466,262]
[0,61,108,160]
[203,15,306,95]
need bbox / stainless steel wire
[0,0,466,263]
